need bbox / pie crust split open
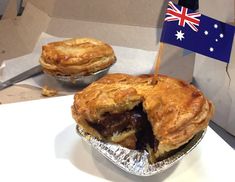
[72,73,214,162]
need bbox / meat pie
[72,73,214,162]
[39,38,116,77]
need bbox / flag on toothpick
[160,1,235,63]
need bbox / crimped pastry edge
[71,73,214,160]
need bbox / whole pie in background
[39,38,116,77]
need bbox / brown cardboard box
[0,0,197,103]
[1,0,233,105]
[0,1,235,136]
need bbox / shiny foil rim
[76,125,206,176]
[50,63,115,85]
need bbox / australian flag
[160,1,235,63]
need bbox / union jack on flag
[161,1,234,63]
[165,1,201,32]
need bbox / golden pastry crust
[41,85,58,97]
[72,73,214,158]
[39,38,116,76]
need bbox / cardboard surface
[30,0,174,28]
[0,2,50,63]
[1,0,17,19]
[0,0,189,56]
[194,38,235,135]
[0,84,45,104]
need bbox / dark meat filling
[88,105,159,151]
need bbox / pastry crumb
[41,86,58,97]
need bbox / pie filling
[87,105,159,155]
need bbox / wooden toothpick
[152,42,165,84]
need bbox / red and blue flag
[160,1,235,63]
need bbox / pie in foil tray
[76,125,206,176]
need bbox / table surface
[0,95,234,182]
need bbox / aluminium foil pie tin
[51,64,113,86]
[76,125,206,176]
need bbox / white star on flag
[204,30,209,35]
[209,47,214,52]
[220,34,224,38]
[175,30,185,41]
[214,24,218,29]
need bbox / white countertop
[0,95,234,182]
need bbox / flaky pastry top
[72,73,214,156]
[39,38,116,76]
